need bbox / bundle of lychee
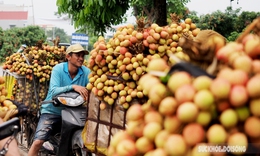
[11,80,45,112]
[0,76,19,121]
[106,18,260,156]
[2,41,67,114]
[178,29,226,75]
[86,15,199,109]
[3,40,67,83]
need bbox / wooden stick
[236,17,260,43]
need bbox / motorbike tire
[72,147,93,156]
[71,130,88,156]
[72,146,84,156]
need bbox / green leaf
[98,0,103,6]
[101,10,105,22]
[89,0,93,6]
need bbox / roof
[0,11,28,20]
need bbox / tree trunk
[154,0,167,26]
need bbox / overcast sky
[186,0,260,15]
[3,0,260,35]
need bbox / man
[28,43,90,156]
[17,44,27,53]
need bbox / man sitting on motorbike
[28,43,90,156]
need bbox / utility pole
[230,0,239,7]
[31,0,35,25]
[52,27,55,40]
[230,0,234,7]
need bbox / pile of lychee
[3,45,66,83]
[86,17,198,109]
[2,44,67,114]
[106,29,260,155]
[0,76,18,121]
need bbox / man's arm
[48,65,73,97]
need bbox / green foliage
[167,0,190,17]
[184,10,200,23]
[23,26,46,46]
[56,0,190,35]
[0,26,46,63]
[194,7,260,39]
[46,27,71,44]
[130,0,189,18]
[88,36,98,51]
[227,31,241,42]
[56,0,129,36]
[131,0,190,26]
[0,28,4,50]
[234,11,260,33]
[56,0,260,49]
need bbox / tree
[0,26,46,63]
[0,28,4,50]
[235,11,260,33]
[56,0,190,35]
[195,7,260,39]
[131,0,189,25]
[46,27,71,44]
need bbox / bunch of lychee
[86,18,198,109]
[107,22,260,155]
[0,76,18,121]
[2,45,66,83]
[3,44,67,115]
[107,57,259,156]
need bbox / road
[18,144,28,156]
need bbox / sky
[3,0,260,35]
[186,0,260,15]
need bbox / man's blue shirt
[40,62,90,115]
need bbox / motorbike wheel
[72,145,94,156]
[72,145,86,156]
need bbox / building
[0,10,28,29]
[0,1,33,30]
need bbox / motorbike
[38,91,92,156]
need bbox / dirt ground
[18,144,28,156]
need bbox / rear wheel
[71,130,90,156]
[72,144,87,156]
[73,148,93,156]
[16,114,38,150]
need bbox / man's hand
[72,85,89,101]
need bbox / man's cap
[66,43,89,55]
[21,44,27,48]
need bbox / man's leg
[28,113,61,156]
[28,139,45,156]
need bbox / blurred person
[17,44,27,53]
